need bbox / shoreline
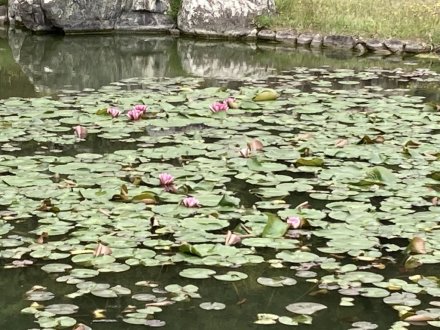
[0,2,438,56]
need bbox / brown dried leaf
[297,133,314,140]
[409,237,427,254]
[36,232,48,244]
[374,135,385,143]
[225,231,241,246]
[335,139,348,148]
[247,139,264,152]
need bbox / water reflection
[0,30,38,99]
[3,29,440,99]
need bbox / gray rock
[384,39,404,53]
[354,42,367,55]
[323,35,355,49]
[10,0,54,31]
[296,33,313,46]
[169,28,180,36]
[404,41,431,53]
[310,34,323,48]
[258,29,276,40]
[8,0,174,32]
[275,29,297,45]
[365,39,391,54]
[178,0,276,37]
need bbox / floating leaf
[214,271,248,282]
[253,89,279,101]
[199,302,226,310]
[286,302,327,315]
[179,268,216,279]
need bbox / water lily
[239,139,263,157]
[127,109,143,121]
[209,101,229,113]
[159,173,174,186]
[287,216,301,229]
[107,107,121,118]
[133,104,148,113]
[225,230,241,246]
[73,125,87,139]
[182,196,200,208]
[159,173,176,192]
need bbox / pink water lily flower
[133,104,148,113]
[107,107,121,118]
[287,216,301,229]
[225,230,241,246]
[159,173,174,186]
[73,125,87,139]
[159,173,176,192]
[127,109,143,121]
[209,101,229,113]
[182,196,200,208]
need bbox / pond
[2,29,440,330]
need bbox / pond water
[2,29,440,330]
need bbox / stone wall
[7,0,174,32]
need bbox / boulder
[8,0,174,33]
[354,42,367,55]
[178,0,276,38]
[404,41,431,53]
[365,39,391,54]
[275,29,297,45]
[257,29,276,40]
[323,35,355,49]
[310,34,323,48]
[384,39,404,53]
[296,33,313,46]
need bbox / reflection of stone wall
[8,32,284,93]
[177,39,277,78]
[8,30,184,92]
[7,31,414,96]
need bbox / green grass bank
[263,0,440,44]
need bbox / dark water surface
[2,28,440,330]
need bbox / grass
[169,0,182,20]
[261,0,440,44]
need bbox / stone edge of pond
[0,2,436,56]
[177,28,438,56]
[255,29,437,55]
